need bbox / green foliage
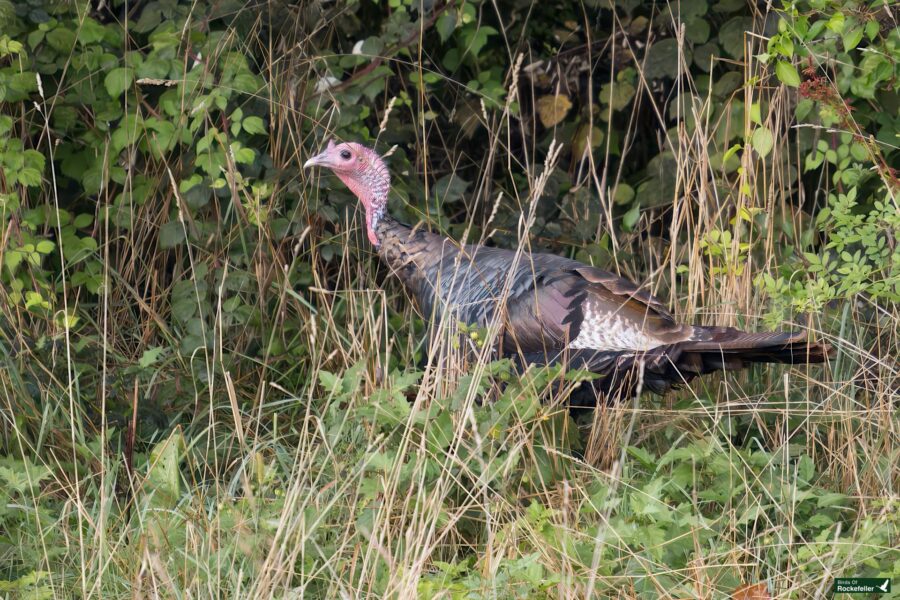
[762,186,900,322]
[5,357,893,597]
[756,0,898,326]
[0,0,896,596]
[0,0,274,352]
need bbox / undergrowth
[0,0,897,598]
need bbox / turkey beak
[303,151,331,169]
[304,139,338,169]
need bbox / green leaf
[241,116,266,135]
[232,145,255,164]
[723,143,742,162]
[626,445,656,467]
[775,61,800,87]
[795,98,814,121]
[145,118,175,152]
[842,23,863,51]
[684,16,710,44]
[104,67,133,99]
[461,25,497,58]
[425,411,454,454]
[179,174,203,193]
[600,81,636,111]
[133,5,162,32]
[17,168,42,187]
[807,514,834,528]
[849,142,869,162]
[23,150,45,171]
[171,298,196,322]
[139,346,165,368]
[644,38,683,79]
[146,428,185,509]
[436,13,457,43]
[229,108,243,136]
[233,73,262,94]
[817,492,848,508]
[751,126,774,158]
[46,27,76,52]
[623,203,641,231]
[864,18,879,41]
[35,240,55,254]
[613,183,635,205]
[4,249,23,272]
[78,17,108,45]
[797,455,815,482]
[159,221,185,248]
[27,29,45,49]
[749,102,761,126]
[0,115,13,136]
[318,371,342,394]
[718,16,753,59]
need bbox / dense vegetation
[0,0,896,597]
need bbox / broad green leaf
[626,445,656,467]
[426,411,453,455]
[684,16,710,44]
[104,67,133,99]
[849,141,869,162]
[318,371,342,394]
[600,81,636,111]
[171,298,196,322]
[179,174,203,193]
[23,150,45,172]
[775,60,800,87]
[4,250,23,272]
[623,203,641,231]
[841,22,863,51]
[146,428,185,509]
[242,116,266,135]
[817,492,849,508]
[35,240,55,254]
[749,102,761,125]
[139,346,165,368]
[751,126,774,158]
[78,17,108,45]
[718,16,753,59]
[795,98,814,121]
[613,183,635,205]
[644,38,683,79]
[17,168,42,187]
[461,25,496,58]
[46,27,76,53]
[864,18,879,41]
[0,115,13,136]
[158,221,185,248]
[233,73,262,93]
[229,108,243,136]
[232,144,255,164]
[436,13,457,43]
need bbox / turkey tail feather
[681,327,831,372]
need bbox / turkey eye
[339,150,352,160]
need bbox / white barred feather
[568,300,663,351]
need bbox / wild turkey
[305,140,830,398]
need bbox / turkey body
[374,215,829,398]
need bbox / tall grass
[0,1,896,598]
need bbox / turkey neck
[373,214,456,321]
